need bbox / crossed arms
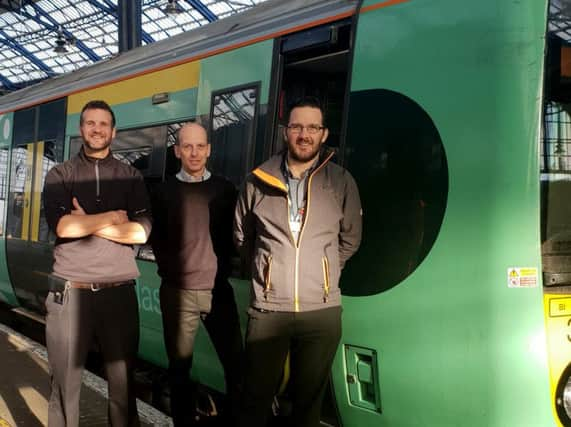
[56,197,148,244]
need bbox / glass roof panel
[0,0,269,92]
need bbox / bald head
[177,122,207,144]
[175,122,211,177]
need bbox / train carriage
[0,0,565,425]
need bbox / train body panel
[0,113,16,306]
[335,0,552,426]
[0,0,565,425]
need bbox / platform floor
[0,322,172,426]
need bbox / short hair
[80,100,116,128]
[287,96,326,126]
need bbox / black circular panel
[341,89,449,296]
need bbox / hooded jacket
[234,149,362,312]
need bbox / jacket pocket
[322,256,330,302]
[264,255,273,300]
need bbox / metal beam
[85,0,154,45]
[0,28,54,76]
[184,0,218,22]
[0,73,17,91]
[118,0,142,52]
[23,0,101,62]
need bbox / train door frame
[264,18,354,165]
[208,81,261,186]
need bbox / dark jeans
[45,284,140,427]
[160,279,243,426]
[238,306,342,427]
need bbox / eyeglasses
[286,124,325,135]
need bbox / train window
[70,122,187,181]
[209,84,259,186]
[12,108,35,147]
[8,100,66,243]
[38,101,66,162]
[341,89,449,296]
[37,141,58,243]
[7,145,32,240]
[0,147,8,237]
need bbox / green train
[0,0,565,425]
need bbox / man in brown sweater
[151,122,243,426]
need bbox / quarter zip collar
[78,146,114,165]
[78,146,112,204]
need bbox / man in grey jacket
[234,96,362,427]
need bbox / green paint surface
[197,40,273,115]
[136,259,250,393]
[336,1,551,426]
[66,88,198,135]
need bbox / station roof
[550,0,571,41]
[0,0,267,94]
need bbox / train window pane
[38,100,66,162]
[210,85,259,186]
[13,108,35,147]
[70,124,186,181]
[7,145,33,240]
[164,122,184,178]
[341,89,449,296]
[37,141,58,243]
[0,148,9,237]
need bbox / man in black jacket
[43,100,152,426]
[151,122,243,425]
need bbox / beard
[288,140,321,163]
[83,136,112,153]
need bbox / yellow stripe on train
[68,60,201,113]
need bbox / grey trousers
[45,284,140,427]
[160,280,244,426]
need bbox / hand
[110,209,129,225]
[71,197,86,215]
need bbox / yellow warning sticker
[0,419,11,427]
[507,267,538,288]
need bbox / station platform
[0,322,172,426]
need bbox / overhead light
[53,26,69,55]
[164,0,183,15]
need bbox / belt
[69,280,135,292]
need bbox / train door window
[7,145,32,240]
[7,100,65,243]
[0,147,8,237]
[209,84,259,186]
[271,20,352,158]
